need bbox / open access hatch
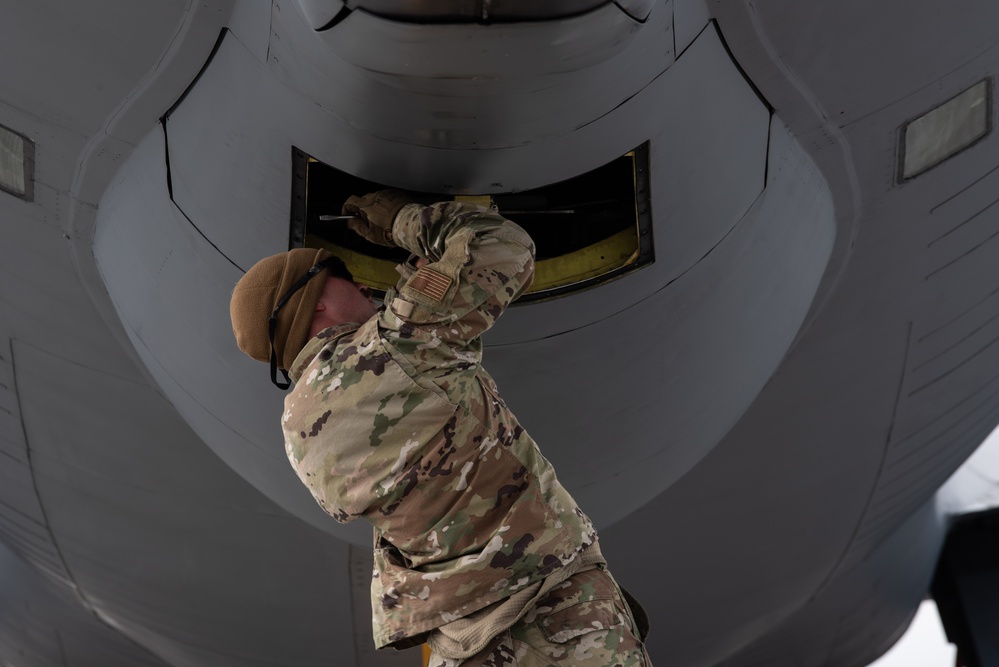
[289,144,653,302]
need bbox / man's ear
[314,299,327,312]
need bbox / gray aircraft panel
[164,33,292,271]
[714,499,945,667]
[485,117,834,525]
[761,10,999,577]
[93,24,822,532]
[227,0,272,65]
[160,20,770,344]
[0,539,169,667]
[749,0,999,129]
[622,3,999,661]
[12,339,409,666]
[293,0,346,30]
[3,0,999,665]
[0,201,155,594]
[0,0,189,138]
[600,314,913,665]
[674,0,710,56]
[93,127,372,544]
[164,2,676,272]
[298,4,670,123]
[0,360,43,522]
[1,228,140,383]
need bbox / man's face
[309,276,379,338]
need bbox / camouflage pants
[427,567,651,667]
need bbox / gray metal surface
[485,117,833,519]
[94,127,371,544]
[351,0,608,22]
[713,0,999,581]
[0,539,168,667]
[674,0,710,56]
[10,336,404,666]
[99,17,791,535]
[2,0,999,665]
[0,341,75,594]
[716,499,946,667]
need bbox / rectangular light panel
[901,80,991,181]
[0,124,34,200]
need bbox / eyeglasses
[269,255,353,389]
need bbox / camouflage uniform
[429,566,650,667]
[282,202,649,663]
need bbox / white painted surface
[868,601,957,667]
[940,423,999,516]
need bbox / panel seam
[9,338,167,663]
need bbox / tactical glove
[341,190,413,247]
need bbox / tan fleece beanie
[230,247,334,371]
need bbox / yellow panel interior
[306,197,641,298]
[297,146,650,301]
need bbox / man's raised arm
[345,193,536,346]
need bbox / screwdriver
[318,215,360,222]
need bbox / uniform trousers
[427,566,652,667]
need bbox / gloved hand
[341,190,413,247]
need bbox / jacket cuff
[391,202,426,255]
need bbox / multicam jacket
[283,202,598,649]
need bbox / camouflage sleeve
[387,201,535,346]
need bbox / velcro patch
[391,298,415,317]
[408,268,452,303]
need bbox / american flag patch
[409,268,452,302]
